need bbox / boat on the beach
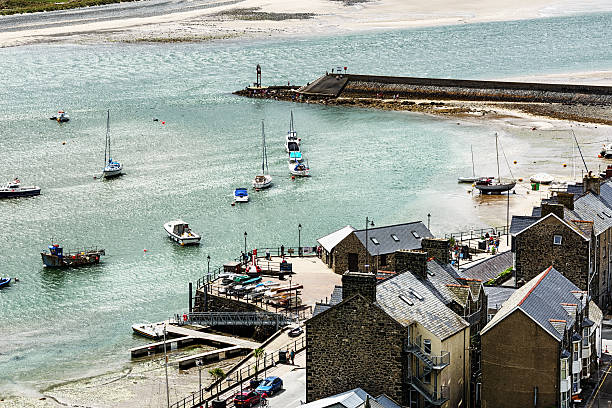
[253,120,273,190]
[0,277,11,289]
[475,133,516,194]
[0,178,41,199]
[50,110,69,122]
[285,111,300,153]
[600,143,612,159]
[132,322,165,340]
[164,220,201,246]
[234,188,249,202]
[530,173,554,184]
[41,243,105,268]
[288,151,310,177]
[102,110,123,178]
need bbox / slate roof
[299,388,401,408]
[460,250,513,282]
[312,285,342,317]
[376,269,469,340]
[353,221,433,256]
[481,267,587,341]
[567,183,585,195]
[599,181,612,207]
[572,192,612,235]
[510,216,539,235]
[483,286,516,312]
[317,225,356,253]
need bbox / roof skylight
[411,231,420,239]
[371,237,380,245]
[399,295,414,306]
[391,234,400,242]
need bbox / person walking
[290,350,295,365]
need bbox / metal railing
[445,226,509,243]
[178,312,297,327]
[169,336,306,408]
[405,338,450,370]
[408,376,450,406]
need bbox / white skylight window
[399,294,414,306]
[371,237,380,245]
[408,288,424,301]
[411,231,420,239]
[391,234,400,242]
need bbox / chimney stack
[421,238,450,264]
[541,202,565,220]
[556,192,575,210]
[342,271,377,302]
[583,172,601,195]
[394,250,428,279]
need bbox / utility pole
[197,358,204,399]
[164,325,170,408]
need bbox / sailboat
[102,110,123,179]
[458,145,487,183]
[285,111,300,153]
[253,120,272,190]
[475,133,516,194]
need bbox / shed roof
[353,221,433,256]
[481,267,586,341]
[317,225,356,253]
[460,250,513,282]
[483,286,516,311]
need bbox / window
[424,339,431,354]
[583,358,588,371]
[573,342,579,361]
[583,328,589,347]
[380,254,388,266]
[371,237,380,245]
[411,231,420,239]
[554,235,563,245]
[561,358,568,379]
[391,234,400,242]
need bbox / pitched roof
[481,267,586,341]
[460,250,513,282]
[483,286,516,311]
[317,225,356,253]
[298,388,390,408]
[312,285,343,317]
[510,216,539,235]
[572,192,612,235]
[598,181,612,207]
[511,212,590,240]
[376,269,469,340]
[353,221,433,256]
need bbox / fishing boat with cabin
[0,178,41,198]
[164,220,201,246]
[41,243,105,268]
[285,111,300,153]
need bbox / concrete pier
[176,345,250,369]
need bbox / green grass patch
[0,0,135,15]
[485,266,514,286]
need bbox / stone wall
[514,215,590,290]
[482,309,559,408]
[195,291,263,313]
[421,238,450,263]
[332,232,368,274]
[541,203,565,219]
[341,271,377,302]
[394,250,428,278]
[306,294,408,404]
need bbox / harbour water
[1,12,612,395]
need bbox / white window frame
[554,235,563,245]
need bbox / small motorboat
[102,111,123,179]
[0,277,11,289]
[530,173,554,184]
[50,110,69,122]
[0,178,41,199]
[164,220,201,246]
[234,188,249,202]
[288,152,310,177]
[285,111,301,153]
[41,244,105,268]
[601,143,612,159]
[132,322,166,339]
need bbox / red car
[234,391,261,407]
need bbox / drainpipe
[464,327,467,408]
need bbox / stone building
[510,175,612,310]
[317,221,434,274]
[307,252,480,408]
[481,266,602,408]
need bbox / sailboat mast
[290,111,294,134]
[261,120,265,173]
[495,133,501,182]
[105,110,111,164]
[471,145,475,178]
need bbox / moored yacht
[234,188,249,202]
[288,151,310,177]
[285,111,300,153]
[253,120,273,190]
[0,178,41,198]
[102,110,123,179]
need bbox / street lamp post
[196,358,204,398]
[244,231,248,258]
[207,254,211,277]
[365,217,374,272]
[298,223,302,257]
[427,213,431,231]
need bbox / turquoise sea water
[0,12,611,394]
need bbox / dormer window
[554,235,563,245]
[391,234,400,242]
[371,237,380,245]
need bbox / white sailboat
[285,111,300,153]
[458,145,487,183]
[475,133,516,194]
[253,120,272,190]
[102,110,123,178]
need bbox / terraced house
[480,267,602,408]
[510,174,612,310]
[307,249,486,408]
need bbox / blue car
[255,376,283,396]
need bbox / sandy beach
[1,0,611,47]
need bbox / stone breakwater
[233,74,612,124]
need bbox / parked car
[288,326,303,337]
[255,376,283,396]
[234,390,260,407]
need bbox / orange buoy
[62,141,66,145]
[518,177,523,182]
[513,160,517,164]
[563,163,567,167]
[291,176,295,180]
[599,154,603,158]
